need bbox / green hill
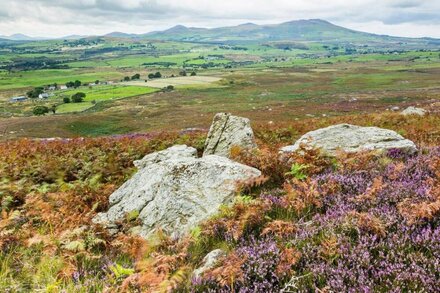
[141,19,438,49]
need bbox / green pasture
[54,85,157,113]
[0,69,124,90]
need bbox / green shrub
[33,106,49,116]
[71,92,86,103]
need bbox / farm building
[38,93,50,99]
[59,85,68,90]
[9,96,28,102]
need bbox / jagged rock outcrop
[134,144,198,169]
[400,106,427,116]
[193,249,226,277]
[203,113,257,158]
[280,124,417,155]
[93,145,261,238]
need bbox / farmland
[0,27,439,140]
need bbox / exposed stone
[280,124,417,156]
[203,113,257,158]
[134,144,198,169]
[193,249,227,277]
[93,145,261,239]
[400,106,427,116]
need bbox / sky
[0,0,439,38]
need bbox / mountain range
[104,19,439,48]
[2,19,440,47]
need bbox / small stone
[193,249,227,277]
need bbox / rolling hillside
[139,19,439,48]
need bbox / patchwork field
[125,76,223,88]
[0,36,439,140]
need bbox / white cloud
[0,0,439,38]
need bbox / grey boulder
[193,249,227,277]
[400,106,427,116]
[134,144,197,169]
[93,145,261,239]
[203,113,257,158]
[280,124,417,155]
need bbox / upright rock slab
[280,124,417,156]
[93,145,261,239]
[203,113,257,158]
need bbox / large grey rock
[280,124,417,156]
[193,249,227,277]
[203,113,257,158]
[400,106,427,116]
[93,145,261,238]
[134,144,197,169]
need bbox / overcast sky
[0,0,439,38]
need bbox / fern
[285,163,309,180]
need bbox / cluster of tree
[161,85,174,92]
[2,57,68,72]
[63,38,104,47]
[123,74,142,81]
[148,72,162,79]
[82,46,129,57]
[66,80,82,88]
[219,45,248,51]
[33,105,56,116]
[26,87,44,99]
[179,71,197,77]
[142,62,177,67]
[64,92,86,103]
[131,74,140,80]
[72,92,86,103]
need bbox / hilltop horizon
[2,18,440,41]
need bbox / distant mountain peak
[238,22,258,26]
[165,25,189,33]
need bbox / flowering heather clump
[192,238,299,293]
[290,148,440,292]
[191,148,440,292]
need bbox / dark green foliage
[26,87,44,98]
[66,80,82,88]
[148,72,162,79]
[71,92,86,103]
[32,105,49,116]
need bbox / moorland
[1,19,440,292]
